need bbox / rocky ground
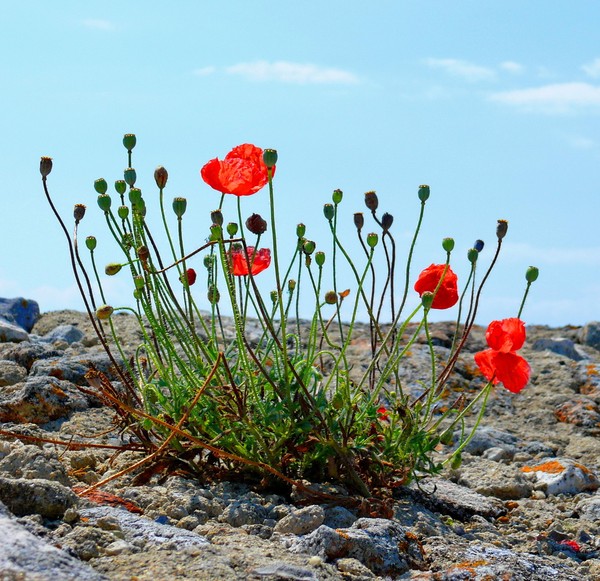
[1,302,600,580]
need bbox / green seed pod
[73,204,86,222]
[467,248,479,264]
[154,166,168,189]
[421,291,434,310]
[323,204,334,221]
[210,223,222,240]
[133,288,143,300]
[366,232,378,248]
[96,305,114,320]
[105,263,122,276]
[124,167,137,187]
[303,240,316,255]
[117,205,129,220]
[526,266,539,283]
[114,180,127,195]
[226,222,238,237]
[263,148,278,168]
[442,237,455,253]
[203,254,215,269]
[332,189,343,204]
[172,197,187,218]
[134,275,145,290]
[296,223,306,238]
[324,290,337,305]
[128,188,142,204]
[207,285,220,304]
[123,133,137,151]
[94,178,108,194]
[40,156,53,178]
[496,219,508,240]
[85,236,97,251]
[315,251,325,267]
[418,185,430,202]
[97,194,112,213]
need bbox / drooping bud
[154,166,168,189]
[94,178,108,194]
[364,191,379,212]
[450,453,462,470]
[180,268,196,286]
[246,213,267,235]
[85,236,97,251]
[124,167,137,187]
[210,209,223,226]
[40,156,53,178]
[133,275,145,290]
[303,240,316,255]
[442,237,455,253]
[421,291,434,310]
[418,185,430,202]
[353,212,364,232]
[332,189,343,204]
[123,133,137,152]
[105,263,123,276]
[525,266,539,283]
[467,248,479,264]
[207,285,220,304]
[97,194,112,213]
[226,222,238,237]
[324,290,338,305]
[315,251,325,267]
[96,305,114,320]
[366,232,379,248]
[114,180,127,196]
[323,204,334,221]
[263,148,278,168]
[496,219,508,240]
[296,223,306,238]
[73,204,86,222]
[172,197,187,218]
[381,212,394,232]
[474,239,484,252]
[128,188,142,204]
[137,245,150,262]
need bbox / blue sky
[2,1,599,326]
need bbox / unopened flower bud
[180,268,196,286]
[134,275,145,290]
[467,248,479,263]
[85,236,97,251]
[210,210,223,226]
[496,219,508,240]
[288,279,296,292]
[117,205,129,220]
[94,178,108,194]
[354,212,364,232]
[474,239,484,252]
[381,212,394,232]
[366,232,378,248]
[324,290,337,305]
[303,240,316,255]
[133,289,143,300]
[210,223,222,240]
[270,290,278,305]
[128,188,142,204]
[226,222,238,237]
[105,263,122,276]
[442,237,455,253]
[114,180,127,195]
[315,251,325,267]
[40,156,53,178]
[364,191,379,212]
[97,194,111,213]
[296,223,306,238]
[421,291,434,310]
[73,204,86,222]
[124,167,137,187]
[450,453,462,470]
[263,148,278,168]
[137,245,149,262]
[207,285,220,304]
[418,185,430,202]
[439,430,454,446]
[172,197,187,218]
[123,133,137,151]
[246,213,267,235]
[203,254,215,269]
[96,305,114,320]
[323,204,334,221]
[154,166,168,189]
[526,266,539,283]
[332,189,343,204]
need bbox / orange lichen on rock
[522,460,565,474]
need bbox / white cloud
[193,66,216,77]
[224,61,360,85]
[424,58,496,82]
[500,61,525,74]
[582,58,600,78]
[489,82,600,113]
[82,19,115,31]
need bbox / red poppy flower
[201,144,274,197]
[179,268,196,286]
[230,246,271,276]
[414,264,459,309]
[377,406,389,421]
[485,317,526,352]
[474,349,530,393]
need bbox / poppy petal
[486,318,526,352]
[414,264,459,309]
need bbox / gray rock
[253,562,319,580]
[532,337,586,361]
[219,499,269,527]
[521,457,599,495]
[0,318,29,342]
[0,359,27,386]
[0,476,77,518]
[0,443,71,485]
[458,425,519,456]
[274,504,325,535]
[580,321,600,350]
[43,324,85,345]
[0,297,40,332]
[323,505,357,529]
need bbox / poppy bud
[332,189,343,204]
[270,290,278,305]
[366,232,378,248]
[246,213,267,235]
[226,222,238,237]
[381,212,394,232]
[73,204,86,222]
[124,167,137,187]
[296,223,306,238]
[439,430,454,445]
[94,178,108,194]
[210,223,222,240]
[210,210,223,226]
[450,453,462,470]
[133,289,143,300]
[40,156,53,178]
[364,191,379,212]
[154,166,168,189]
[526,266,539,283]
[123,133,137,152]
[323,204,334,221]
[85,236,97,251]
[288,279,296,292]
[114,180,127,196]
[118,205,129,220]
[467,248,479,264]
[303,240,316,255]
[207,285,220,304]
[180,268,196,286]
[421,291,434,310]
[263,148,278,168]
[96,305,114,320]
[496,219,508,240]
[354,212,364,232]
[134,275,145,290]
[105,263,123,276]
[474,239,484,252]
[128,188,142,204]
[97,194,111,213]
[315,251,325,267]
[137,245,150,262]
[172,197,187,218]
[442,238,455,253]
[203,254,215,269]
[418,185,430,202]
[324,290,337,305]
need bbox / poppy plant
[179,268,197,286]
[414,264,459,309]
[201,144,274,197]
[230,246,271,276]
[474,317,530,393]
